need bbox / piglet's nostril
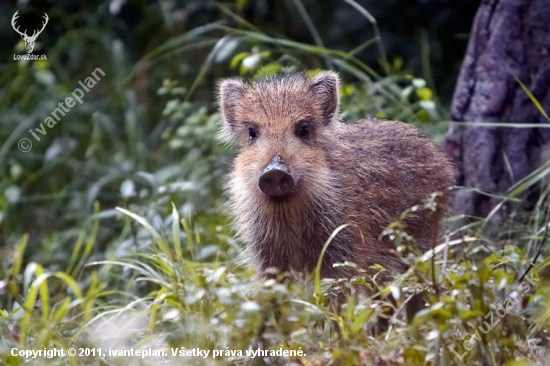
[258,157,294,197]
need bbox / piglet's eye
[295,120,311,140]
[298,125,309,138]
[248,127,258,140]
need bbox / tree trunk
[445,0,550,220]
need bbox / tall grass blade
[341,0,388,67]
[171,203,183,263]
[315,224,350,306]
[511,73,550,123]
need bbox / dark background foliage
[1,0,479,101]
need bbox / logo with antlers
[11,11,49,54]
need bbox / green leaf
[339,84,354,97]
[255,63,280,78]
[504,360,529,366]
[351,307,374,334]
[230,52,249,69]
[460,310,484,320]
[416,87,433,100]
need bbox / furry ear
[309,71,340,123]
[219,79,245,129]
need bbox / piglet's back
[326,118,454,252]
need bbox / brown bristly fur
[218,71,455,286]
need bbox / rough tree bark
[444,0,550,220]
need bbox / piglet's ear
[309,71,340,123]
[219,79,245,129]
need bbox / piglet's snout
[258,156,294,197]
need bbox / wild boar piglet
[218,71,454,283]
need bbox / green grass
[2,197,549,365]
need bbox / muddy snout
[258,156,294,197]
